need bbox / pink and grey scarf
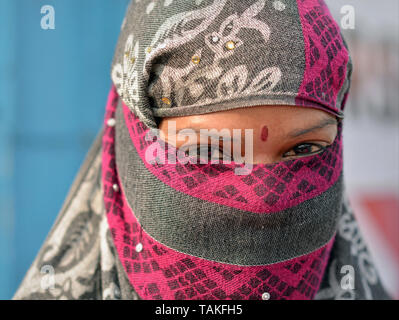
[103,0,364,300]
[13,0,391,300]
[103,85,342,300]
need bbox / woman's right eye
[183,145,230,161]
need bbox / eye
[183,144,231,162]
[282,142,326,159]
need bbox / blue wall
[0,0,130,299]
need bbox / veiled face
[159,105,338,164]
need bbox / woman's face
[158,105,338,164]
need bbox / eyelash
[282,142,327,159]
[183,142,327,161]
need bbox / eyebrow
[287,117,337,138]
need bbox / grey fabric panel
[115,101,343,266]
[150,0,306,118]
[112,0,306,128]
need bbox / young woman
[14,0,390,300]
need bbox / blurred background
[0,0,398,299]
[327,0,399,299]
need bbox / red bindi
[261,125,268,142]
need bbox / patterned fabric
[104,87,339,300]
[13,130,140,300]
[12,88,390,300]
[111,0,351,129]
[13,0,391,300]
[115,96,344,266]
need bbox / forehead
[160,105,335,129]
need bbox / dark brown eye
[282,143,326,158]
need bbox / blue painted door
[0,0,130,299]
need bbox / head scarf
[12,0,391,301]
[104,0,350,300]
[111,0,350,129]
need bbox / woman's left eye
[282,143,326,158]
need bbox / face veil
[104,0,351,300]
[102,88,343,300]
